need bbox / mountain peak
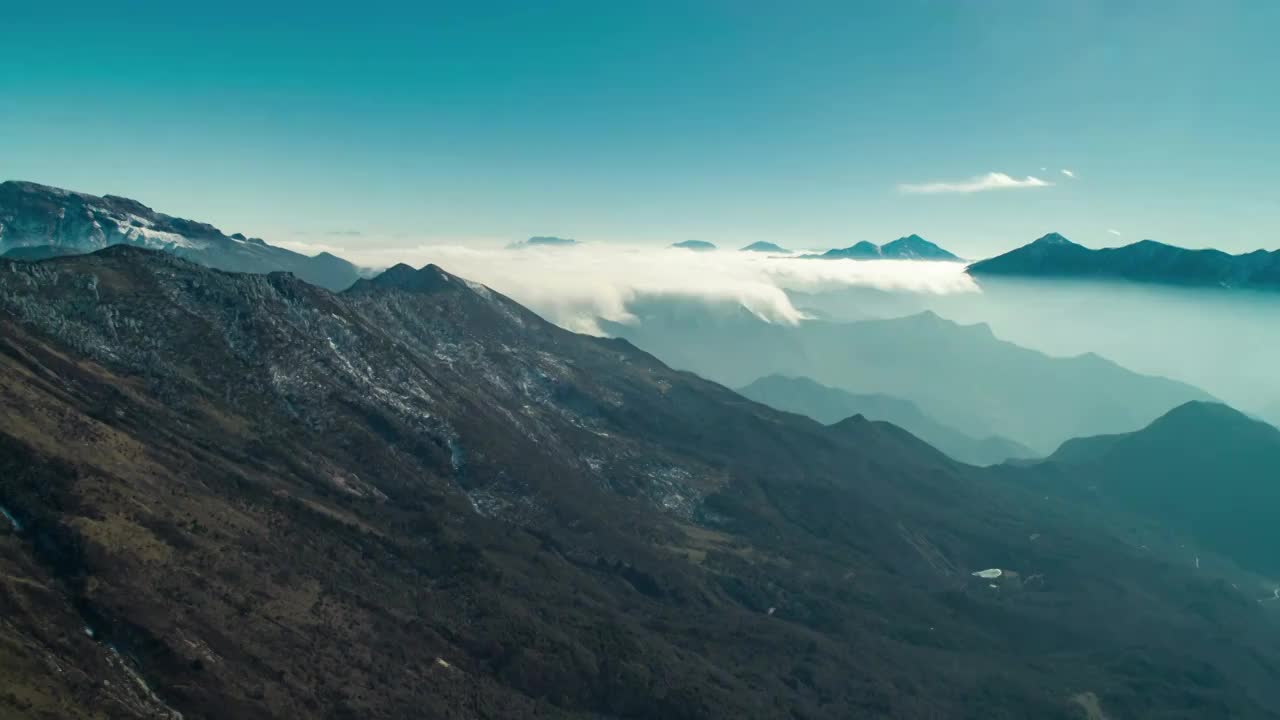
[671,240,717,251]
[740,241,789,253]
[1031,232,1076,246]
[881,235,961,261]
[347,263,458,295]
[508,236,579,249]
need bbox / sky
[3,0,1278,258]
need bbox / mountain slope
[1,248,1278,718]
[604,299,1212,454]
[738,375,1035,465]
[968,232,1280,291]
[0,180,361,291]
[1035,402,1280,576]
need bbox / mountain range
[603,299,1212,454]
[968,232,1280,291]
[0,181,362,291]
[738,375,1035,466]
[804,235,961,261]
[4,247,1280,717]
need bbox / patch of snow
[971,568,1003,579]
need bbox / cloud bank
[898,172,1052,195]
[333,243,981,334]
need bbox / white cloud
[1061,169,1076,179]
[898,172,1052,195]
[1106,228,1122,237]
[333,243,981,335]
[270,239,348,255]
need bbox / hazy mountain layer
[739,375,1035,465]
[2,249,1278,717]
[0,180,361,291]
[604,299,1212,454]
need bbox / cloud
[271,239,349,255]
[324,229,365,237]
[331,243,981,334]
[1061,169,1076,179]
[898,172,1052,195]
[1106,228,1122,237]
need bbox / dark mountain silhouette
[968,233,1280,291]
[807,235,961,261]
[0,180,362,291]
[739,241,789,253]
[670,240,717,251]
[3,247,1279,717]
[509,235,579,248]
[1032,402,1280,577]
[604,299,1212,454]
[738,375,1035,466]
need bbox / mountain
[968,232,1280,291]
[738,375,1035,466]
[603,299,1213,454]
[3,247,1279,717]
[670,240,717,251]
[806,235,961,261]
[0,180,362,291]
[1031,402,1280,577]
[509,235,579,248]
[739,241,789,253]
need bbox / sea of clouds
[332,243,980,334]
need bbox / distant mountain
[739,241,789,253]
[806,234,961,261]
[508,235,579,248]
[738,375,1036,465]
[670,239,717,251]
[5,246,1280,717]
[1032,402,1280,576]
[968,232,1280,291]
[0,180,362,291]
[604,299,1213,454]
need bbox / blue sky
[3,0,1277,257]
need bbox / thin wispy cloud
[898,172,1052,195]
[1106,228,1122,237]
[1061,169,1077,179]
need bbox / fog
[917,279,1280,426]
[337,242,1280,425]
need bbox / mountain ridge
[0,180,363,291]
[805,235,961,261]
[968,232,1280,291]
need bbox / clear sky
[3,0,1277,258]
